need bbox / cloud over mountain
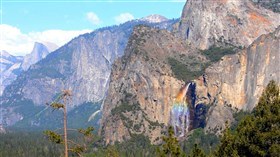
[0,24,91,56]
[86,12,102,25]
[114,13,134,24]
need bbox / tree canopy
[215,80,280,157]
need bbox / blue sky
[0,0,186,55]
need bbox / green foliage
[78,126,94,137]
[182,128,219,155]
[157,126,186,157]
[105,146,120,157]
[214,123,239,157]
[168,57,205,81]
[70,145,86,156]
[86,134,157,157]
[116,134,157,157]
[0,131,63,157]
[188,144,207,157]
[215,80,280,157]
[44,130,63,144]
[111,102,141,116]
[49,102,65,110]
[168,46,237,81]
[231,110,250,130]
[44,127,95,157]
[201,46,236,63]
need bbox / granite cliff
[100,0,280,144]
[100,25,210,144]
[0,51,23,95]
[194,26,280,133]
[176,0,280,49]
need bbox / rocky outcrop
[194,26,280,133]
[176,0,280,49]
[21,42,51,71]
[99,25,204,144]
[0,51,23,95]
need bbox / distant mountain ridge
[0,42,57,95]
[0,16,178,128]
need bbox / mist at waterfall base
[170,82,198,137]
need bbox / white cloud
[0,24,92,56]
[86,12,101,25]
[114,13,134,24]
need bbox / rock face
[100,25,204,144]
[100,0,280,143]
[0,17,177,127]
[0,51,23,95]
[251,0,280,13]
[194,26,280,133]
[21,42,51,71]
[176,0,280,49]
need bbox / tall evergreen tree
[214,123,238,157]
[215,80,280,157]
[235,80,280,156]
[188,144,207,157]
[157,126,186,157]
[44,90,94,157]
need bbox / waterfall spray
[170,83,191,137]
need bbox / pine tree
[44,90,94,157]
[105,146,119,157]
[215,80,280,157]
[157,126,186,157]
[214,122,238,157]
[188,144,207,157]
[235,80,280,156]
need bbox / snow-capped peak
[140,14,168,23]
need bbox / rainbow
[170,83,191,137]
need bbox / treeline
[0,80,279,157]
[0,132,62,157]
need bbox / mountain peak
[21,42,50,71]
[141,14,168,23]
[0,50,12,58]
[41,42,59,52]
[33,41,46,49]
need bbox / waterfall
[170,83,191,137]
